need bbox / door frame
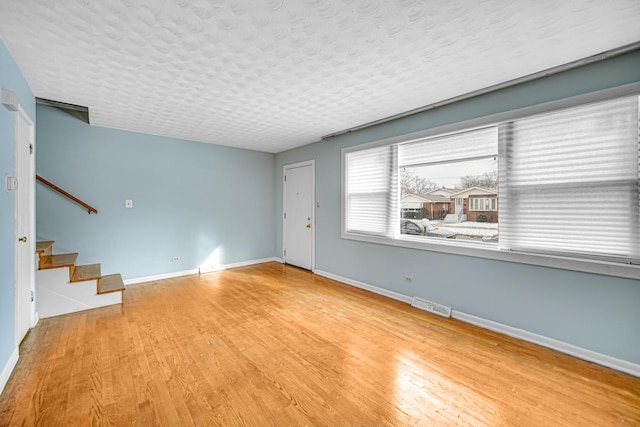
[282,160,315,271]
[455,197,463,214]
[14,105,36,347]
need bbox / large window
[342,93,640,277]
[399,127,498,241]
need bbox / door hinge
[284,249,286,257]
[30,291,34,302]
[29,144,33,155]
[284,212,286,219]
[284,175,287,182]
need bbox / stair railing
[36,175,98,214]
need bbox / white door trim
[14,104,36,348]
[455,197,463,214]
[283,160,315,271]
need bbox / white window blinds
[399,127,498,167]
[345,145,398,237]
[499,96,640,261]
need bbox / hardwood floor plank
[1,262,638,426]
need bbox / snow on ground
[431,220,497,237]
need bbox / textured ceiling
[1,0,639,153]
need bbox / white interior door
[15,108,35,345]
[283,161,314,270]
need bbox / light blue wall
[275,51,640,365]
[0,39,35,373]
[36,105,275,279]
[8,36,640,375]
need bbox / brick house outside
[449,187,498,222]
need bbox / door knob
[18,236,27,243]
[306,224,311,228]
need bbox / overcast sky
[410,157,497,188]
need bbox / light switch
[5,175,18,192]
[125,199,133,208]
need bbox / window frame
[467,197,497,211]
[341,82,640,280]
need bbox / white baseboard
[313,269,640,378]
[314,270,413,304]
[0,347,19,396]
[124,269,200,285]
[124,257,280,285]
[452,311,640,378]
[198,257,279,274]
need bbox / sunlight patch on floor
[393,351,502,425]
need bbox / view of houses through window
[400,156,498,243]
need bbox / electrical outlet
[403,275,413,283]
[172,256,181,262]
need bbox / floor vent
[411,297,452,318]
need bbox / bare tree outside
[459,171,498,189]
[401,169,437,196]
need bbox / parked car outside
[400,219,456,239]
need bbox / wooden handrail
[36,175,98,214]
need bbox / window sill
[341,231,640,280]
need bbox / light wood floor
[1,262,638,426]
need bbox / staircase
[444,212,467,223]
[36,241,125,318]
